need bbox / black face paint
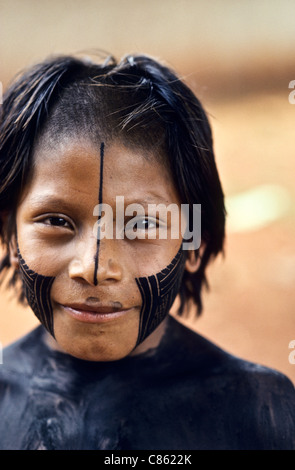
[17,245,55,338]
[93,141,105,286]
[135,244,186,346]
[17,242,186,349]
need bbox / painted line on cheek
[17,245,55,338]
[93,141,105,286]
[135,244,186,346]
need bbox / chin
[54,337,136,363]
[51,311,139,362]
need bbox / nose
[68,233,123,286]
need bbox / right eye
[36,215,74,231]
[45,217,71,227]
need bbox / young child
[0,52,294,450]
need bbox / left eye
[133,218,157,230]
[44,217,71,228]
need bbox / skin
[12,136,192,362]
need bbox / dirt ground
[0,90,294,384]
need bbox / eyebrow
[124,194,174,206]
[28,195,79,212]
[28,194,176,211]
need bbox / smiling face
[14,136,185,361]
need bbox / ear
[185,242,206,273]
[9,233,19,270]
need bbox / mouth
[60,302,134,324]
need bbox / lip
[60,303,133,324]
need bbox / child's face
[14,136,183,361]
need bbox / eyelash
[37,215,74,230]
[36,215,161,238]
[126,217,159,231]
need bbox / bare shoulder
[153,316,295,449]
[0,326,46,381]
[164,315,295,392]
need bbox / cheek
[17,236,69,279]
[135,244,186,346]
[126,239,183,279]
[17,245,55,337]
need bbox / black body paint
[11,242,295,450]
[1,316,295,450]
[17,246,55,337]
[93,142,105,286]
[135,244,186,345]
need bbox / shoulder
[218,357,295,449]
[0,326,47,379]
[161,316,295,449]
[166,314,294,378]
[166,315,295,397]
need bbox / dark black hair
[0,52,226,316]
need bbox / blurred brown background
[0,0,294,383]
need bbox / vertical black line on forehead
[93,142,105,286]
